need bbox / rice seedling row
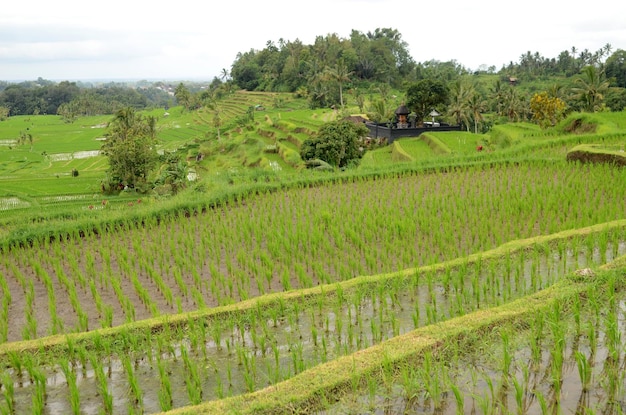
[0,161,624,342]
[0,237,623,414]
[319,269,626,415]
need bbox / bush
[300,120,368,168]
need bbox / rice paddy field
[0,104,625,414]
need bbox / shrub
[300,120,368,168]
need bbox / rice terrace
[2,48,626,413]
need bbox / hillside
[1,90,626,243]
[0,95,625,414]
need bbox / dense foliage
[0,79,176,116]
[227,30,626,118]
[1,29,625,130]
[300,119,368,168]
[530,92,567,128]
[100,107,159,192]
[406,79,449,124]
[231,28,417,94]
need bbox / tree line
[2,27,626,129]
[0,78,175,118]
[228,28,626,117]
[230,28,468,108]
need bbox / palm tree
[447,79,472,130]
[547,83,564,99]
[220,68,229,82]
[572,66,610,112]
[489,79,506,116]
[502,86,525,122]
[309,82,330,108]
[367,99,395,124]
[468,93,487,134]
[324,59,352,108]
[304,58,324,83]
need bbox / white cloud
[1,0,625,81]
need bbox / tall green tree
[468,92,487,134]
[101,107,159,192]
[605,49,626,88]
[448,79,473,129]
[572,65,610,112]
[323,59,352,108]
[212,107,223,140]
[501,86,526,122]
[174,83,193,111]
[300,120,367,168]
[405,79,448,125]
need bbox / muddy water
[5,241,626,414]
[319,280,626,414]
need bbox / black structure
[364,122,462,144]
[363,105,461,144]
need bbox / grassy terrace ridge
[0,218,624,359]
[0,98,621,225]
[1,97,625,412]
[162,257,626,415]
[1,151,623,251]
[566,143,626,166]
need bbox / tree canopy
[101,107,159,192]
[406,79,449,125]
[230,28,417,102]
[300,120,368,168]
[605,49,626,88]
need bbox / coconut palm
[324,59,352,108]
[489,79,506,116]
[367,99,395,124]
[468,93,487,134]
[572,66,610,112]
[174,83,193,111]
[448,79,472,130]
[502,86,525,122]
[220,68,230,82]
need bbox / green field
[0,93,625,414]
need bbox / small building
[395,104,410,129]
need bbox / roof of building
[395,104,410,115]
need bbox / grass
[433,131,483,153]
[1,94,625,414]
[161,263,610,414]
[1,217,623,358]
[1,219,621,412]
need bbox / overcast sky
[1,0,625,82]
